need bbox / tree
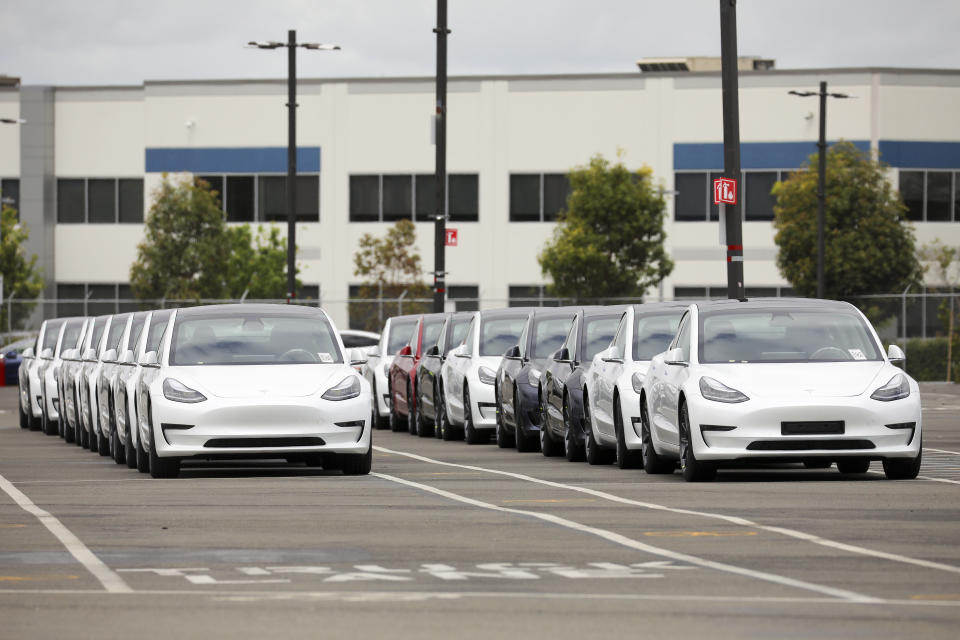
[225,224,301,300]
[537,153,673,301]
[773,141,922,320]
[130,175,231,301]
[920,240,960,381]
[0,204,44,331]
[351,219,430,331]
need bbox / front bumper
[515,381,541,436]
[152,394,372,459]
[686,392,922,462]
[469,381,497,431]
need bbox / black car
[539,306,624,461]
[495,307,575,451]
[415,312,473,440]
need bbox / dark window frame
[350,173,479,223]
[673,169,793,223]
[509,172,571,222]
[196,172,320,223]
[899,169,958,223]
[56,177,145,224]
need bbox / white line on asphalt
[0,472,132,593]
[867,471,960,486]
[0,588,958,607]
[374,445,960,576]
[925,447,960,455]
[371,472,877,603]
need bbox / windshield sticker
[848,349,866,360]
[318,353,334,363]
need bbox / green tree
[537,153,673,301]
[351,219,430,331]
[130,175,231,301]
[920,240,960,381]
[225,224,301,299]
[773,141,922,320]
[0,204,44,331]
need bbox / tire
[882,447,922,480]
[389,395,403,433]
[495,388,514,449]
[614,399,642,469]
[340,442,373,476]
[679,401,716,482]
[438,385,458,441]
[563,396,585,462]
[407,384,417,435]
[111,407,126,465]
[41,401,57,436]
[18,393,29,429]
[539,394,562,457]
[148,399,180,479]
[371,381,388,430]
[514,389,537,453]
[124,418,137,470]
[416,393,434,438]
[837,458,871,474]
[136,429,150,474]
[463,387,486,445]
[434,383,444,439]
[64,416,75,443]
[640,398,674,474]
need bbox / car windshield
[582,315,620,362]
[531,315,574,358]
[86,318,106,352]
[387,319,417,355]
[105,315,130,352]
[58,319,85,354]
[422,318,445,350]
[634,312,684,361]
[446,318,471,352]
[41,321,64,352]
[169,312,342,366]
[480,315,528,356]
[699,308,883,364]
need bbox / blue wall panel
[146,146,321,173]
[877,141,960,169]
[674,140,870,170]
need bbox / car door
[446,316,476,422]
[502,316,530,425]
[655,310,692,449]
[596,312,628,438]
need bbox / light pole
[249,31,339,303]
[788,82,850,299]
[432,0,449,313]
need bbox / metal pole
[286,29,298,303]
[817,80,827,300]
[719,0,744,300]
[432,0,449,313]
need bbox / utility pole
[432,0,449,313]
[719,0,744,300]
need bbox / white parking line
[374,445,960,576]
[925,447,960,455]
[867,471,960,486]
[0,472,132,593]
[371,472,877,603]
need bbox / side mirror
[887,344,905,364]
[83,348,98,362]
[504,345,521,360]
[453,344,471,358]
[138,351,159,368]
[425,344,440,358]
[22,347,34,358]
[599,346,622,363]
[348,348,367,368]
[398,345,413,358]
[40,348,54,359]
[5,350,17,359]
[553,347,571,363]
[368,345,381,358]
[664,347,687,366]
[102,348,118,364]
[119,349,135,365]
[62,348,78,361]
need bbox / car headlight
[478,366,497,385]
[870,373,910,402]
[322,376,361,401]
[699,376,749,403]
[162,378,207,404]
[631,372,645,394]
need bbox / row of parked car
[17,304,374,478]
[364,298,924,481]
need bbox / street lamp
[248,31,340,303]
[788,82,851,299]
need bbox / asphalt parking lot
[1,385,958,638]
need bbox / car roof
[694,297,857,313]
[175,303,324,318]
[631,302,691,315]
[479,307,534,319]
[531,306,576,319]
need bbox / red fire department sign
[445,229,458,247]
[713,177,738,205]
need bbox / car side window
[436,319,449,353]
[463,318,476,356]
[408,319,421,350]
[673,313,691,362]
[517,318,530,359]
[612,314,628,359]
[562,317,579,360]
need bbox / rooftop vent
[636,57,774,73]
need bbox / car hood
[702,362,889,398]
[168,364,354,399]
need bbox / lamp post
[788,82,850,299]
[432,0,449,313]
[249,31,339,303]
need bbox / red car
[388,313,447,435]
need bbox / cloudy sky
[2,0,958,86]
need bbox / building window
[674,170,791,222]
[299,285,320,302]
[447,285,479,312]
[674,285,796,300]
[1,178,20,217]
[508,285,562,307]
[509,173,570,222]
[900,170,959,222]
[56,178,144,223]
[349,174,479,223]
[196,174,318,222]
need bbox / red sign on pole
[445,229,458,247]
[713,178,737,205]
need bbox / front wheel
[837,458,871,474]
[495,389,514,449]
[340,444,373,476]
[540,396,562,457]
[463,387,486,445]
[416,393,434,438]
[563,397,585,462]
[614,400,642,469]
[882,447,922,480]
[18,393,29,429]
[679,402,716,482]
[148,399,180,479]
[407,384,418,435]
[641,400,674,474]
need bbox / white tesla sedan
[136,304,372,478]
[363,315,418,428]
[641,299,922,482]
[585,302,687,468]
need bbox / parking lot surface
[1,385,958,638]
